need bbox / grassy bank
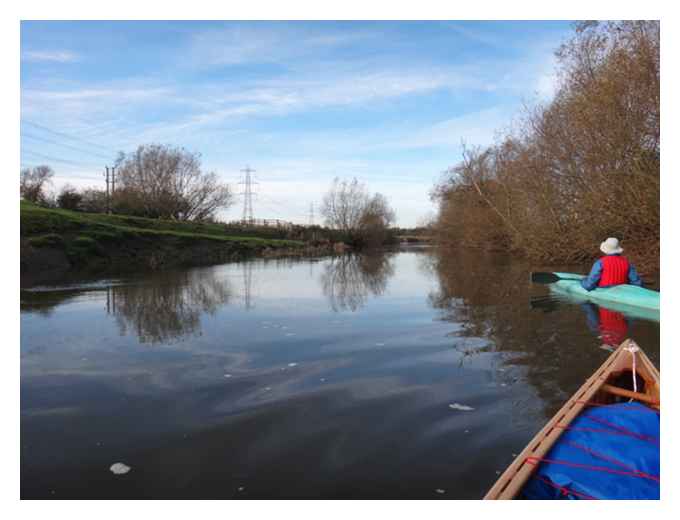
[20,201,311,282]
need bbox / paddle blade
[531,272,561,284]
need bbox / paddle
[530,272,564,284]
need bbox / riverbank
[20,201,334,284]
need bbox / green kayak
[549,272,660,316]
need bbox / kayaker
[580,237,643,291]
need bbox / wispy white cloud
[187,24,378,67]
[395,105,520,151]
[128,66,501,140]
[535,69,561,101]
[23,87,171,103]
[22,50,79,63]
[441,22,509,50]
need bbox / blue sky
[20,20,573,226]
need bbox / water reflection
[580,303,629,348]
[20,248,660,499]
[320,252,395,311]
[425,247,659,415]
[21,252,398,345]
[107,270,233,344]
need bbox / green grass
[20,200,304,249]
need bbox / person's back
[581,237,643,291]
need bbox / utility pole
[104,167,110,214]
[104,166,117,214]
[239,166,257,225]
[111,166,116,199]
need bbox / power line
[18,163,101,182]
[257,193,308,214]
[21,131,113,160]
[22,149,102,168]
[21,119,117,154]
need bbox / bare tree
[321,177,396,246]
[358,193,397,246]
[20,165,54,204]
[321,178,370,235]
[432,21,659,271]
[114,144,235,221]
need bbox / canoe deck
[484,339,660,499]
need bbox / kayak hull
[548,285,660,322]
[550,272,659,312]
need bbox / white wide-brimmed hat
[600,237,623,255]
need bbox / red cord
[525,456,659,483]
[582,414,660,443]
[553,424,660,446]
[563,440,638,472]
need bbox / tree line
[21,145,398,248]
[431,21,659,272]
[21,144,235,221]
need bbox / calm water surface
[20,248,659,499]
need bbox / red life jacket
[598,307,628,346]
[598,255,630,287]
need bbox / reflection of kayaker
[581,302,629,348]
[580,238,643,291]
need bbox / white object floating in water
[264,387,271,391]
[375,343,385,346]
[435,488,446,494]
[224,374,232,378]
[285,333,296,336]
[109,462,131,475]
[238,486,245,492]
[288,362,298,367]
[320,378,326,382]
[449,403,474,411]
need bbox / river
[20,247,660,499]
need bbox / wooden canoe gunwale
[484,339,660,500]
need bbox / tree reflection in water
[108,269,233,344]
[321,252,395,312]
[424,247,659,417]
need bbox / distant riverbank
[20,201,336,285]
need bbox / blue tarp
[521,402,660,500]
